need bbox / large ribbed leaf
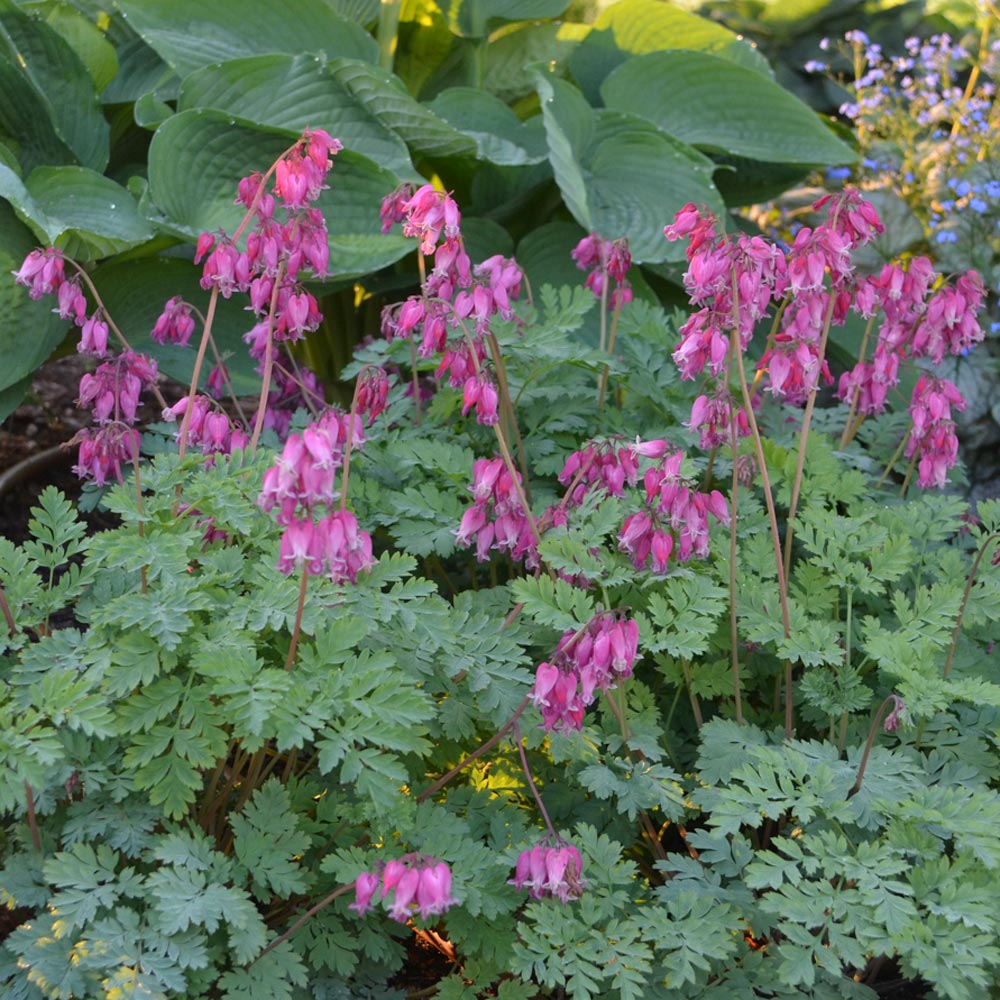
[100,33,176,104]
[427,88,546,165]
[34,1,119,93]
[568,0,773,104]
[537,74,723,264]
[602,51,855,166]
[144,110,410,279]
[0,0,108,170]
[115,0,378,78]
[438,0,570,38]
[179,54,417,179]
[482,20,587,103]
[329,60,477,159]
[0,57,76,171]
[0,163,152,261]
[0,200,70,416]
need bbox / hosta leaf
[0,164,151,261]
[481,20,586,104]
[0,1,108,170]
[438,0,570,38]
[602,51,855,166]
[101,32,176,105]
[428,87,547,165]
[568,0,772,104]
[116,0,377,78]
[536,73,723,263]
[34,2,119,94]
[178,53,417,179]
[329,58,477,159]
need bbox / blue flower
[970,198,988,213]
[826,167,852,181]
[936,231,959,243]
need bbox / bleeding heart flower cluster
[619,451,730,571]
[557,437,668,507]
[510,839,585,903]
[156,129,341,443]
[12,249,165,485]
[14,249,110,357]
[837,261,984,418]
[905,374,966,489]
[257,409,374,584]
[379,184,523,425]
[454,457,538,567]
[687,389,750,449]
[665,189,985,490]
[571,233,633,308]
[69,350,159,484]
[349,855,457,923]
[162,394,248,459]
[530,611,640,732]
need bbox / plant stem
[943,531,1000,679]
[875,429,911,490]
[285,567,310,672]
[486,331,531,501]
[377,0,401,72]
[0,584,17,637]
[252,883,353,964]
[24,783,41,851]
[849,694,899,797]
[513,722,559,840]
[68,264,170,412]
[178,288,220,460]
[730,306,793,737]
[782,291,837,582]
[838,317,875,450]
[249,263,286,455]
[456,323,543,552]
[597,297,623,410]
[416,696,530,802]
[729,412,743,725]
[680,659,703,728]
[130,434,148,595]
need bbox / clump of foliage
[2,105,1000,1000]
